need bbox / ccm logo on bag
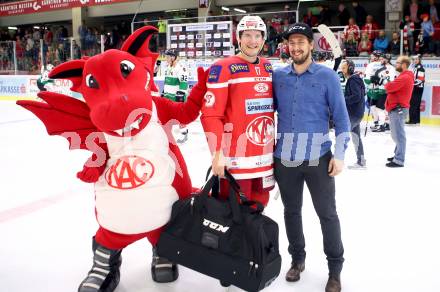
[203,219,230,233]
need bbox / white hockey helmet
[236,15,267,41]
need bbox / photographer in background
[341,59,367,169]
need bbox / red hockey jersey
[201,55,275,179]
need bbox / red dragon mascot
[17,26,208,291]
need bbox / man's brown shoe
[285,262,305,282]
[325,276,341,292]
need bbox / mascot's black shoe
[78,237,122,292]
[151,246,179,283]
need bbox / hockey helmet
[236,15,267,41]
[164,49,178,57]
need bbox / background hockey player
[163,49,190,143]
[201,15,275,206]
[364,51,387,131]
[370,53,396,132]
[36,64,55,92]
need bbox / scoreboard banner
[167,21,234,59]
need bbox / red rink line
[0,190,81,224]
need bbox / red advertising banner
[0,0,134,17]
[432,86,440,116]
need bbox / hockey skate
[78,237,122,292]
[372,124,386,132]
[151,246,179,283]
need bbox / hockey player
[163,49,190,143]
[36,64,55,92]
[364,50,386,131]
[371,53,396,132]
[201,15,275,206]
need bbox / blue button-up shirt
[273,62,350,162]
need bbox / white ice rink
[1,100,440,292]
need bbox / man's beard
[396,66,403,72]
[292,50,310,65]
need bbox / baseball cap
[283,22,314,40]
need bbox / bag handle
[197,168,243,224]
[204,166,242,197]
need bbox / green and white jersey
[37,65,55,89]
[163,62,188,102]
[338,71,347,94]
[364,61,384,100]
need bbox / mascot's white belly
[94,104,178,234]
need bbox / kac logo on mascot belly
[105,155,155,189]
[246,116,275,146]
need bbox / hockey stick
[317,24,343,59]
[364,105,371,137]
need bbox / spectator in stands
[362,15,380,42]
[282,19,290,33]
[271,14,283,33]
[119,20,130,37]
[389,32,401,55]
[338,4,350,26]
[78,20,87,52]
[344,32,359,57]
[56,43,66,63]
[72,40,81,60]
[275,39,289,58]
[352,1,367,27]
[44,27,53,47]
[284,4,296,24]
[405,0,422,24]
[358,31,372,56]
[60,25,68,39]
[373,30,389,53]
[343,18,360,41]
[421,13,434,55]
[318,5,332,25]
[32,28,41,42]
[85,28,96,56]
[266,20,278,56]
[432,16,440,56]
[400,15,416,54]
[303,9,319,27]
[423,0,440,22]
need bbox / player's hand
[328,158,344,177]
[212,151,225,177]
[195,67,208,91]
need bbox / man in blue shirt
[273,23,350,292]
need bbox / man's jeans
[350,117,365,165]
[274,152,344,276]
[389,108,409,165]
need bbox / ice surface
[1,101,440,292]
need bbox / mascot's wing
[16,91,103,151]
[318,24,343,59]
